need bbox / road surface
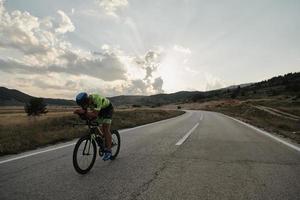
[0,111,299,200]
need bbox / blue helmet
[76,92,88,106]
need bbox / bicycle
[72,118,121,174]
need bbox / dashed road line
[176,123,199,146]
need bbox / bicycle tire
[73,135,97,174]
[111,130,121,160]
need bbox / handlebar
[72,119,99,128]
[73,110,100,128]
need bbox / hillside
[0,86,203,107]
[0,87,76,106]
[191,72,300,102]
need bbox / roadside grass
[0,109,184,156]
[111,109,184,129]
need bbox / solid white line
[225,115,300,153]
[0,143,76,165]
[176,123,199,146]
[0,111,191,165]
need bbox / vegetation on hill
[191,72,300,102]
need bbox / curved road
[0,111,299,200]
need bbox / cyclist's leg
[100,103,114,150]
[102,122,112,150]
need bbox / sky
[0,0,299,99]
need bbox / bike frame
[73,119,105,154]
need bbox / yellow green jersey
[88,94,110,111]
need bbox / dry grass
[0,108,184,156]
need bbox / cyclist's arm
[74,109,86,115]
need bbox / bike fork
[83,139,91,155]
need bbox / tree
[24,97,48,116]
[231,86,241,99]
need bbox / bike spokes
[110,130,121,160]
[73,136,96,174]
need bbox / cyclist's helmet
[76,92,88,106]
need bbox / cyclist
[74,92,114,161]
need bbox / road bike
[72,119,120,174]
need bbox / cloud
[152,77,164,93]
[122,77,164,95]
[127,79,148,94]
[0,4,72,66]
[135,50,163,79]
[96,0,128,18]
[204,73,225,90]
[33,79,64,90]
[0,1,166,97]
[173,45,191,55]
[65,80,77,89]
[55,52,128,81]
[55,10,75,34]
[0,1,4,16]
[0,54,127,81]
[0,3,127,81]
[127,49,165,94]
[0,7,48,55]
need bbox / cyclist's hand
[74,109,86,115]
[86,112,97,120]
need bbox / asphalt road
[0,111,299,200]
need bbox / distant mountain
[191,72,300,102]
[109,91,201,106]
[223,83,253,90]
[108,95,145,106]
[0,87,76,106]
[1,72,299,107]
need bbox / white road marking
[0,143,76,165]
[0,111,191,165]
[176,123,199,146]
[226,115,300,153]
[200,113,203,121]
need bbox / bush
[24,97,48,116]
[132,104,141,108]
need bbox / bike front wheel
[73,135,97,174]
[111,130,121,160]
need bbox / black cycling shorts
[98,103,114,120]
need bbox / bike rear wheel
[111,130,121,160]
[73,135,97,174]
